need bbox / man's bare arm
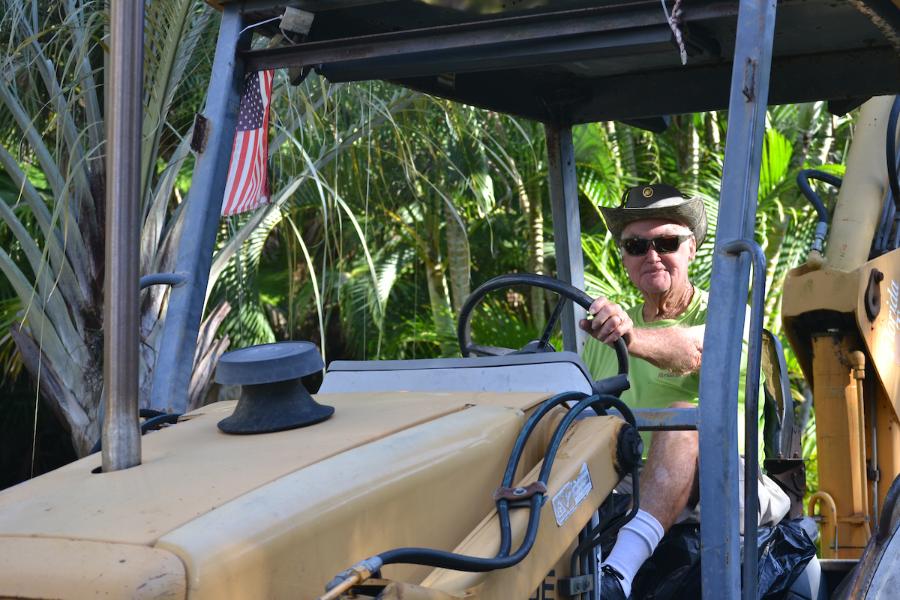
[626,325,704,375]
[578,296,704,374]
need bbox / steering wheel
[456,273,629,375]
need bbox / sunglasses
[620,234,692,256]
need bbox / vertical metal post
[698,0,776,598]
[723,239,767,600]
[546,123,587,354]
[150,7,248,413]
[102,0,144,472]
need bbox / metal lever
[722,238,767,600]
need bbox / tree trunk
[443,200,471,316]
[512,166,546,329]
[790,103,818,170]
[613,122,638,179]
[424,257,457,356]
[705,111,721,153]
[604,121,624,175]
[690,116,701,189]
[528,186,546,330]
[817,115,834,166]
[673,115,698,188]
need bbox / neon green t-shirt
[581,288,753,453]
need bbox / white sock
[602,509,665,597]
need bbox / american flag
[221,70,275,216]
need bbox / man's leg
[603,402,699,597]
[637,403,700,529]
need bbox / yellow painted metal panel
[155,403,568,599]
[854,250,900,421]
[782,265,859,383]
[0,537,185,599]
[782,267,859,318]
[0,392,547,547]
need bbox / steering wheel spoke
[535,296,567,351]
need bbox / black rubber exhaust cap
[215,341,333,434]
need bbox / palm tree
[0,0,218,455]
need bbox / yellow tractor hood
[0,391,583,598]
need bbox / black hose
[140,412,181,432]
[501,391,591,487]
[89,409,180,454]
[796,169,839,223]
[796,169,842,255]
[498,391,590,555]
[874,181,894,254]
[871,98,900,256]
[381,395,594,570]
[377,394,626,572]
[497,392,634,554]
[377,494,544,571]
[888,97,900,213]
[536,395,617,483]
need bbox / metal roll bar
[101,0,144,472]
[723,238,768,600]
[698,1,777,598]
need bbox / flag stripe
[224,132,252,215]
[244,133,263,212]
[233,131,257,213]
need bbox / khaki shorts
[613,457,790,533]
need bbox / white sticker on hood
[551,463,593,527]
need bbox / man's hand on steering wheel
[579,297,633,346]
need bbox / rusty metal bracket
[493,481,548,503]
[741,57,757,102]
[190,114,209,153]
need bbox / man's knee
[648,402,699,454]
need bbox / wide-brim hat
[600,184,707,246]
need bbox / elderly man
[580,184,785,599]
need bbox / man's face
[620,219,696,295]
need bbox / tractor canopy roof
[211,0,900,126]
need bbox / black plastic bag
[630,523,701,600]
[627,518,817,600]
[756,518,817,599]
